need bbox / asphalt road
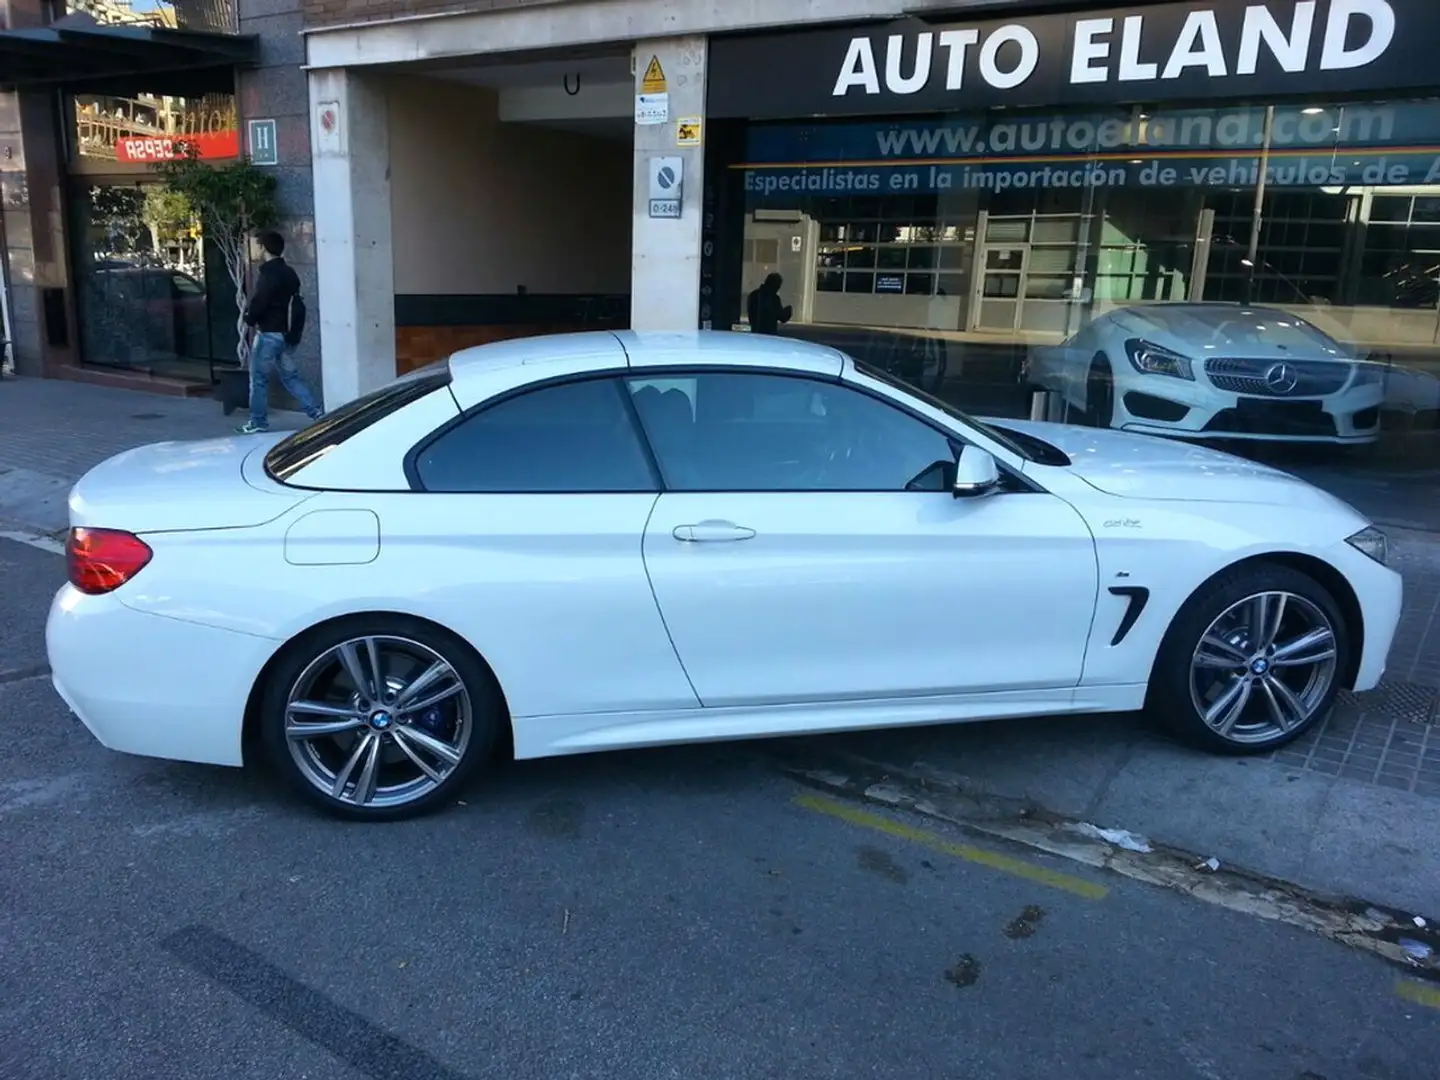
[2,535,1437,1080]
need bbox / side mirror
[953,446,1001,498]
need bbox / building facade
[3,0,1439,528]
[0,0,315,401]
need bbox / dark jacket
[747,286,792,335]
[245,257,300,335]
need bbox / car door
[628,370,1099,709]
[399,374,700,721]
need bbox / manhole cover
[1341,680,1439,725]
[129,412,165,420]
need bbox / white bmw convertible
[47,331,1401,820]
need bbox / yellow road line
[793,792,1109,901]
[1395,980,1440,1010]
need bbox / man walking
[746,272,793,336]
[237,230,323,434]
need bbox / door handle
[672,520,757,543]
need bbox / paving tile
[1377,773,1416,791]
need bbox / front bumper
[1116,381,1385,444]
[46,585,277,767]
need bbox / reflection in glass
[71,183,221,379]
[65,0,237,34]
[737,97,1440,518]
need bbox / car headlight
[1124,339,1194,380]
[1346,526,1389,566]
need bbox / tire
[259,615,503,821]
[1146,563,1350,755]
[1084,354,1115,429]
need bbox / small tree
[141,187,195,267]
[155,145,278,366]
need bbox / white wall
[387,74,632,296]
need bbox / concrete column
[309,67,394,407]
[630,36,706,332]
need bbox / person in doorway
[747,273,793,335]
[237,230,323,434]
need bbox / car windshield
[1131,306,1349,357]
[854,359,1038,463]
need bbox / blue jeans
[250,332,321,427]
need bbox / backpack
[285,293,307,348]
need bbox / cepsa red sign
[115,130,241,163]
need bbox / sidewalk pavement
[1,375,1436,915]
[0,378,306,536]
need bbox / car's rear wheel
[1148,564,1349,754]
[260,616,502,820]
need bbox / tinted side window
[626,372,955,492]
[414,377,656,493]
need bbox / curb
[773,743,1440,982]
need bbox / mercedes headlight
[1351,361,1389,388]
[1124,339,1194,380]
[1346,526,1389,566]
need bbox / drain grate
[129,412,165,420]
[1340,680,1439,725]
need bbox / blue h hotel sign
[708,0,1440,119]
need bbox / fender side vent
[1108,586,1150,647]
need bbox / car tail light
[66,527,153,595]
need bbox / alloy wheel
[1188,591,1339,745]
[284,635,473,809]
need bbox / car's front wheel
[1148,564,1349,754]
[260,616,502,820]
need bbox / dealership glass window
[68,182,227,379]
[732,97,1440,525]
[64,0,240,163]
[64,0,236,34]
[63,91,240,378]
[71,92,239,165]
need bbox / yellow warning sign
[676,117,702,147]
[640,55,667,95]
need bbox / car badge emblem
[1264,363,1299,395]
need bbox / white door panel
[642,491,1099,708]
[370,494,699,718]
